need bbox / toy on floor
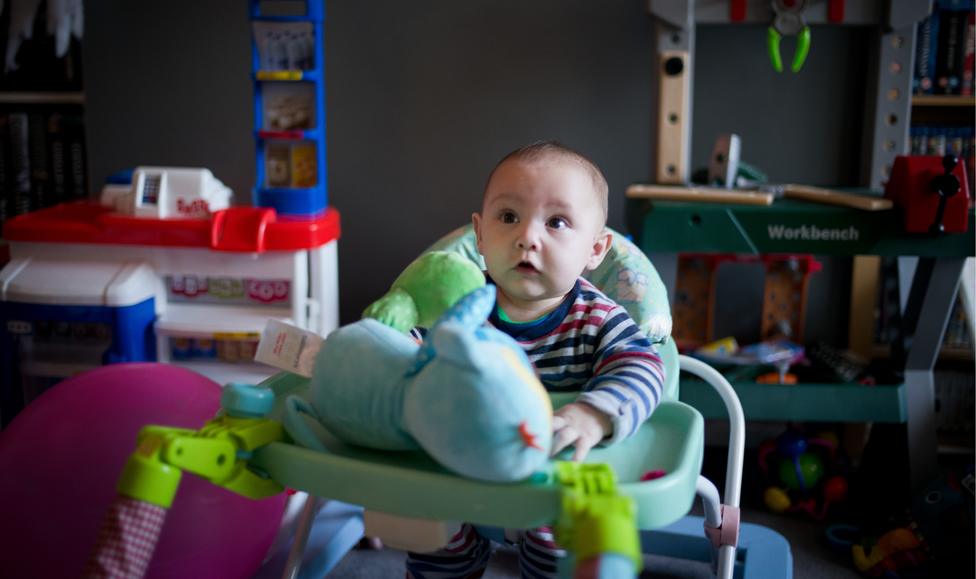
[0,363,287,579]
[826,523,931,579]
[824,466,974,579]
[284,285,554,482]
[758,427,848,520]
[852,526,930,578]
[361,250,486,332]
[909,468,975,576]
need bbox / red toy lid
[2,202,341,252]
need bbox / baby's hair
[485,140,609,223]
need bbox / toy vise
[885,155,971,235]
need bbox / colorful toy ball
[0,363,287,579]
[777,452,825,492]
[758,427,848,520]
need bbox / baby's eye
[547,217,569,230]
[499,211,518,224]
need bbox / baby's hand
[551,403,612,462]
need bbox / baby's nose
[515,225,541,250]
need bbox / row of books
[913,0,975,95]
[909,124,975,157]
[943,295,974,351]
[908,124,976,193]
[0,107,88,227]
[933,364,973,441]
[875,258,972,353]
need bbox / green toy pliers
[117,384,285,508]
[768,0,811,73]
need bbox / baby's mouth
[515,261,539,274]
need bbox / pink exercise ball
[0,363,287,579]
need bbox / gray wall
[84,2,867,345]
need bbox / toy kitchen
[0,167,340,426]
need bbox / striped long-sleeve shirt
[488,278,665,444]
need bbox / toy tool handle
[283,395,329,452]
[929,155,962,235]
[792,27,811,72]
[83,495,167,579]
[767,27,783,72]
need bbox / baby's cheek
[483,259,504,279]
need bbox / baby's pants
[405,523,565,579]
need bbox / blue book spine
[916,16,935,94]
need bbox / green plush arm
[362,251,486,331]
[362,287,420,333]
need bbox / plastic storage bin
[0,260,158,426]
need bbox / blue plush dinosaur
[283,285,553,482]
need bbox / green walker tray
[250,339,703,531]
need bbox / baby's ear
[471,212,485,255]
[586,228,613,270]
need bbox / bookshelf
[913,1,974,99]
[903,4,975,418]
[0,2,88,235]
[911,95,976,106]
[909,1,975,177]
[0,92,84,105]
[872,343,974,362]
[0,102,88,227]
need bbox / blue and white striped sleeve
[575,306,665,445]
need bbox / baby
[406,141,665,579]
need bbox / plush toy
[284,285,553,483]
[362,250,487,333]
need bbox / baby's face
[473,157,607,306]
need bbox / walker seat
[251,338,703,533]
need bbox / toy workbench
[626,195,974,492]
[626,198,975,257]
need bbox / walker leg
[280,494,325,579]
[715,544,736,579]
